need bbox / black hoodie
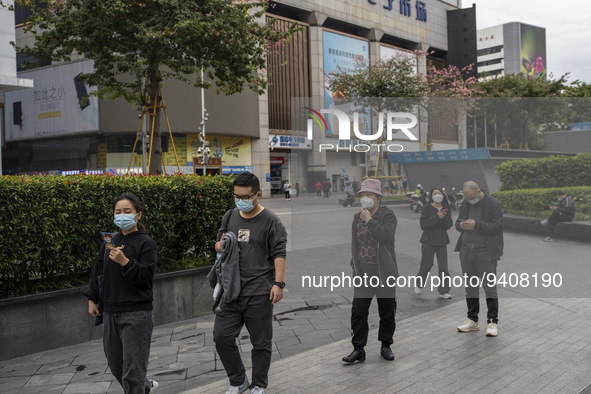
[85,230,158,312]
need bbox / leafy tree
[474,74,571,150]
[15,0,294,173]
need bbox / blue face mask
[235,198,255,212]
[468,198,480,205]
[114,213,137,230]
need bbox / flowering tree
[421,63,481,149]
[326,52,480,151]
[16,0,295,173]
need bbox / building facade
[3,0,478,196]
[477,22,547,80]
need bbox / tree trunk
[148,72,162,175]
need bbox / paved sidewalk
[190,297,591,394]
[1,195,590,393]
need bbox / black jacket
[420,204,453,246]
[555,195,575,221]
[351,205,399,282]
[85,230,158,312]
[454,193,504,261]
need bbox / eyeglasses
[233,192,258,201]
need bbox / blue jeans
[103,310,154,394]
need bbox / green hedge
[496,154,591,191]
[0,175,234,298]
[492,186,591,220]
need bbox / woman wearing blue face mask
[84,193,159,394]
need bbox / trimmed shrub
[496,154,591,191]
[492,186,591,220]
[0,174,234,297]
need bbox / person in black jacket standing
[85,193,159,394]
[343,178,398,364]
[414,188,453,299]
[454,181,503,337]
[541,190,576,242]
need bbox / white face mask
[360,196,375,210]
[432,194,444,203]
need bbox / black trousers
[459,245,499,324]
[351,286,396,349]
[416,243,451,294]
[213,295,273,388]
[547,211,571,237]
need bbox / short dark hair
[234,172,260,192]
[553,190,565,196]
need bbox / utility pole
[197,69,210,174]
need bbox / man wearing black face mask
[541,190,575,242]
[455,181,503,337]
[213,172,287,394]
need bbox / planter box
[0,267,214,360]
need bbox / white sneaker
[414,286,422,295]
[251,387,266,394]
[540,219,548,226]
[226,377,250,394]
[438,293,452,299]
[543,236,554,242]
[457,318,480,332]
[148,380,159,394]
[486,322,498,337]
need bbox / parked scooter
[447,187,457,210]
[407,191,424,213]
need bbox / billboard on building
[187,134,252,174]
[380,45,418,74]
[323,30,369,136]
[4,60,99,142]
[520,24,546,79]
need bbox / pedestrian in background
[455,181,503,337]
[283,181,291,201]
[541,190,575,242]
[85,193,159,394]
[414,188,453,299]
[343,178,398,364]
[214,172,287,394]
[295,180,300,197]
[315,180,322,198]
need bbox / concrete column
[306,16,329,187]
[253,87,272,197]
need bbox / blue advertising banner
[388,148,490,163]
[323,30,369,136]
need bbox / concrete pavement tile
[149,353,180,370]
[69,365,110,383]
[3,384,68,393]
[0,376,30,392]
[152,379,187,394]
[25,372,74,386]
[0,364,41,378]
[62,381,111,393]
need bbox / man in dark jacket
[343,178,398,364]
[541,190,575,242]
[454,181,503,337]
